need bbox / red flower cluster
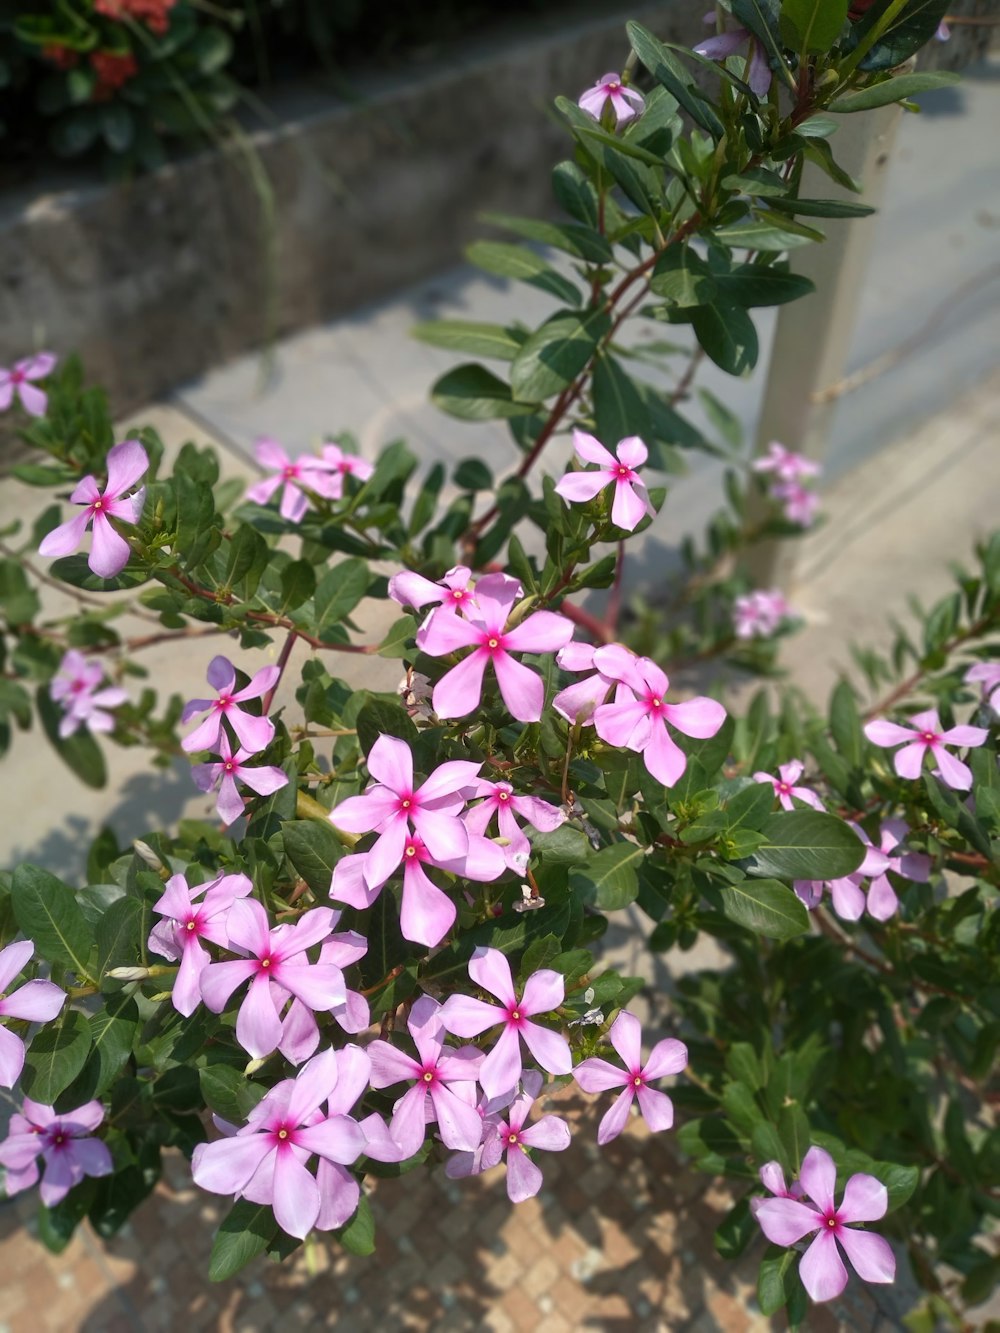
[41,44,80,69]
[94,0,177,36]
[90,50,139,100]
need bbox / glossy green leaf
[12,863,96,979]
[626,21,725,136]
[480,211,613,263]
[831,69,960,112]
[649,248,717,307]
[208,1200,278,1281]
[780,0,849,53]
[749,811,866,880]
[21,1009,92,1104]
[691,304,759,376]
[465,242,581,307]
[510,310,610,403]
[281,819,344,894]
[411,320,525,361]
[431,364,539,420]
[720,878,811,939]
[715,265,815,308]
[307,559,370,640]
[569,842,646,910]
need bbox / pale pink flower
[754,760,824,812]
[244,437,341,523]
[49,649,128,739]
[864,708,988,791]
[554,430,655,532]
[752,442,820,483]
[774,480,820,527]
[191,1047,366,1239]
[577,72,645,126]
[749,1160,808,1220]
[574,1011,687,1144]
[38,438,148,579]
[551,641,637,725]
[0,942,64,1087]
[0,1098,112,1205]
[190,730,289,826]
[0,353,56,417]
[733,589,791,640]
[439,947,572,1098]
[965,661,1000,713]
[368,995,484,1157]
[693,15,772,97]
[319,442,374,494]
[463,780,565,870]
[593,651,727,787]
[482,1070,571,1203]
[417,573,572,723]
[199,901,346,1060]
[756,1145,895,1303]
[796,819,930,922]
[388,565,476,615]
[146,871,254,1015]
[180,655,280,756]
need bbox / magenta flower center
[11,369,24,385]
[259,955,274,971]
[450,588,466,601]
[632,1073,644,1088]
[497,791,510,803]
[646,695,664,714]
[398,794,416,815]
[71,679,87,694]
[52,1131,67,1147]
[615,464,632,481]
[505,1131,519,1147]
[919,731,939,745]
[215,694,233,712]
[223,760,237,773]
[282,465,299,480]
[776,781,791,795]
[507,1005,524,1027]
[824,1211,842,1231]
[484,634,504,654]
[420,1065,437,1085]
[90,498,106,514]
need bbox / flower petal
[88,515,132,579]
[572,429,616,468]
[836,1226,895,1285]
[839,1172,888,1223]
[520,1021,572,1077]
[799,1144,837,1213]
[596,1088,634,1144]
[104,439,149,498]
[432,651,489,721]
[756,1196,823,1247]
[800,1229,848,1303]
[468,947,516,1006]
[493,652,544,724]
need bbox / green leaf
[780,0,849,53]
[49,553,148,592]
[281,819,343,894]
[465,241,581,307]
[831,70,960,112]
[649,248,717,308]
[96,896,143,975]
[307,559,369,640]
[0,558,41,623]
[36,686,107,789]
[552,160,598,227]
[21,1010,92,1103]
[208,1200,277,1281]
[882,1162,920,1212]
[691,304,758,376]
[712,219,818,252]
[190,25,232,74]
[279,560,316,614]
[721,167,788,197]
[568,842,645,911]
[337,1194,376,1256]
[748,811,866,880]
[377,615,417,658]
[768,196,876,219]
[851,0,951,72]
[509,310,611,403]
[758,1245,797,1316]
[829,680,863,767]
[480,212,613,263]
[714,1195,756,1259]
[12,864,96,979]
[431,364,539,421]
[85,993,139,1099]
[732,0,788,83]
[626,21,725,135]
[715,266,815,308]
[453,459,494,491]
[411,319,525,361]
[355,699,418,757]
[592,355,652,459]
[199,1064,267,1124]
[720,879,811,939]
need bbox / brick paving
[0,1088,903,1333]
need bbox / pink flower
[593,651,727,787]
[190,730,289,826]
[936,21,950,40]
[191,1047,366,1239]
[0,353,56,417]
[0,1098,112,1205]
[199,901,346,1060]
[417,573,573,723]
[693,17,772,97]
[49,649,128,739]
[244,437,341,523]
[368,995,484,1157]
[319,442,374,493]
[146,871,254,1016]
[38,438,148,579]
[733,589,791,640]
[463,780,565,870]
[180,655,280,756]
[752,443,820,483]
[388,565,476,615]
[482,1070,571,1203]
[577,72,645,127]
[774,480,820,527]
[864,708,988,792]
[796,819,930,922]
[439,947,572,1098]
[0,941,64,1087]
[573,1011,687,1144]
[755,1145,895,1304]
[965,661,1000,712]
[749,1159,808,1220]
[754,760,824,812]
[551,641,637,725]
[554,430,655,532]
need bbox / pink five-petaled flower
[551,641,637,726]
[146,871,254,1016]
[554,430,656,533]
[484,1070,571,1203]
[199,900,346,1060]
[796,819,930,923]
[733,588,791,640]
[49,649,128,739]
[754,760,824,812]
[191,729,289,826]
[593,651,727,788]
[417,572,573,723]
[0,941,64,1087]
[577,72,645,127]
[319,442,374,495]
[755,1145,895,1304]
[749,1159,807,1220]
[38,438,148,579]
[774,480,820,528]
[965,660,1000,713]
[573,1011,687,1145]
[244,437,341,523]
[388,564,476,615]
[0,353,57,417]
[463,780,566,871]
[752,442,820,483]
[368,995,484,1157]
[693,14,772,97]
[864,707,988,792]
[439,947,572,1098]
[191,1047,366,1240]
[0,1098,112,1205]
[181,655,280,756]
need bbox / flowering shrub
[1,7,996,1328]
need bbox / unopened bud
[133,839,169,877]
[106,966,151,982]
